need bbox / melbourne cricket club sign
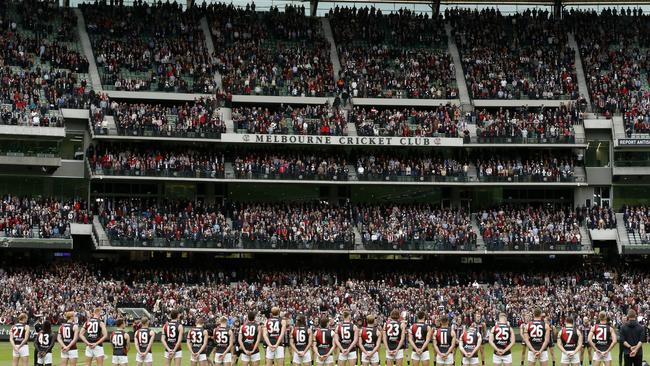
[221,133,464,147]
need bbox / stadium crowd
[475,155,576,182]
[233,104,346,135]
[350,105,466,137]
[82,1,217,93]
[209,4,334,97]
[450,8,578,100]
[623,206,650,242]
[111,97,226,137]
[1,262,648,334]
[0,196,88,239]
[355,155,468,181]
[580,205,617,230]
[233,152,349,180]
[86,144,226,178]
[330,7,455,99]
[476,205,583,249]
[355,205,476,250]
[470,103,581,142]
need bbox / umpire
[620,309,645,366]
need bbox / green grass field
[1,343,649,366]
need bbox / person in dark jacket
[620,310,645,366]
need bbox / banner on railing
[618,138,650,146]
[220,133,464,147]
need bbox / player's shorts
[493,354,513,364]
[592,351,611,362]
[361,351,379,364]
[215,352,233,364]
[528,350,549,363]
[386,349,404,360]
[561,352,581,364]
[240,352,261,362]
[37,353,53,365]
[85,345,105,359]
[463,356,480,365]
[338,350,358,361]
[437,354,455,364]
[266,346,285,359]
[61,349,79,359]
[293,351,312,364]
[411,350,430,361]
[316,354,335,364]
[191,353,208,362]
[164,350,183,359]
[13,344,29,358]
[112,355,128,364]
[136,352,153,363]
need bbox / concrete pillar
[310,0,318,17]
[554,0,563,19]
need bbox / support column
[310,0,318,17]
[554,0,563,19]
[430,0,441,18]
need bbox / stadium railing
[233,171,350,181]
[470,136,583,144]
[116,126,224,139]
[484,239,582,252]
[361,238,477,251]
[241,237,355,251]
[356,173,468,182]
[475,175,579,183]
[91,167,225,179]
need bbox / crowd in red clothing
[233,104,346,135]
[351,105,464,137]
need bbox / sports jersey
[241,322,260,352]
[527,320,546,351]
[581,324,591,345]
[134,327,153,353]
[411,323,429,348]
[314,327,335,355]
[162,321,181,349]
[591,324,612,352]
[560,326,580,352]
[59,323,77,350]
[188,327,207,354]
[35,331,54,354]
[384,320,403,351]
[214,326,231,354]
[462,329,480,355]
[436,326,453,353]
[84,318,103,344]
[491,323,512,355]
[111,329,127,356]
[361,326,379,352]
[337,321,355,349]
[11,323,27,344]
[292,326,309,352]
[266,317,282,346]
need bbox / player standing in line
[134,317,155,366]
[359,315,381,366]
[80,308,108,366]
[206,319,217,366]
[314,316,337,366]
[580,317,592,366]
[588,312,617,366]
[232,318,242,366]
[291,315,313,366]
[475,313,488,366]
[384,309,406,366]
[35,321,54,366]
[110,319,129,366]
[58,311,80,366]
[188,318,209,366]
[214,316,234,366]
[524,309,550,366]
[557,317,582,366]
[409,311,432,366]
[162,310,184,366]
[10,313,30,366]
[433,315,456,366]
[264,307,288,366]
[460,323,482,366]
[336,311,358,366]
[239,311,262,366]
[454,316,465,366]
[519,313,531,366]
[543,315,557,366]
[489,313,515,366]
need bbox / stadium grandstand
[3,0,650,365]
